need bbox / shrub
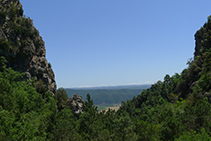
[36,79,48,94]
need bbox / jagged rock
[67,94,84,115]
[0,0,56,94]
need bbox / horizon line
[60,82,153,89]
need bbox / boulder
[67,94,84,115]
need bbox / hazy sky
[19,0,211,88]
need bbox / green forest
[2,0,211,140]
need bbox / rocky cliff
[0,0,56,94]
[194,16,211,57]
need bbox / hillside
[116,15,211,140]
[65,88,146,105]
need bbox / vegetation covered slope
[65,88,144,105]
[116,16,211,140]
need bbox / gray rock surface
[67,94,84,114]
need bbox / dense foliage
[0,57,138,140]
[0,57,56,140]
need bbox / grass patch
[96,104,121,111]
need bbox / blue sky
[19,0,211,88]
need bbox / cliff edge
[0,0,56,94]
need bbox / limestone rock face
[67,94,84,115]
[0,0,56,94]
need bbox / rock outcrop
[0,0,56,94]
[67,94,84,115]
[194,17,211,58]
[194,27,205,57]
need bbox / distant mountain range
[68,84,152,90]
[65,84,151,105]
